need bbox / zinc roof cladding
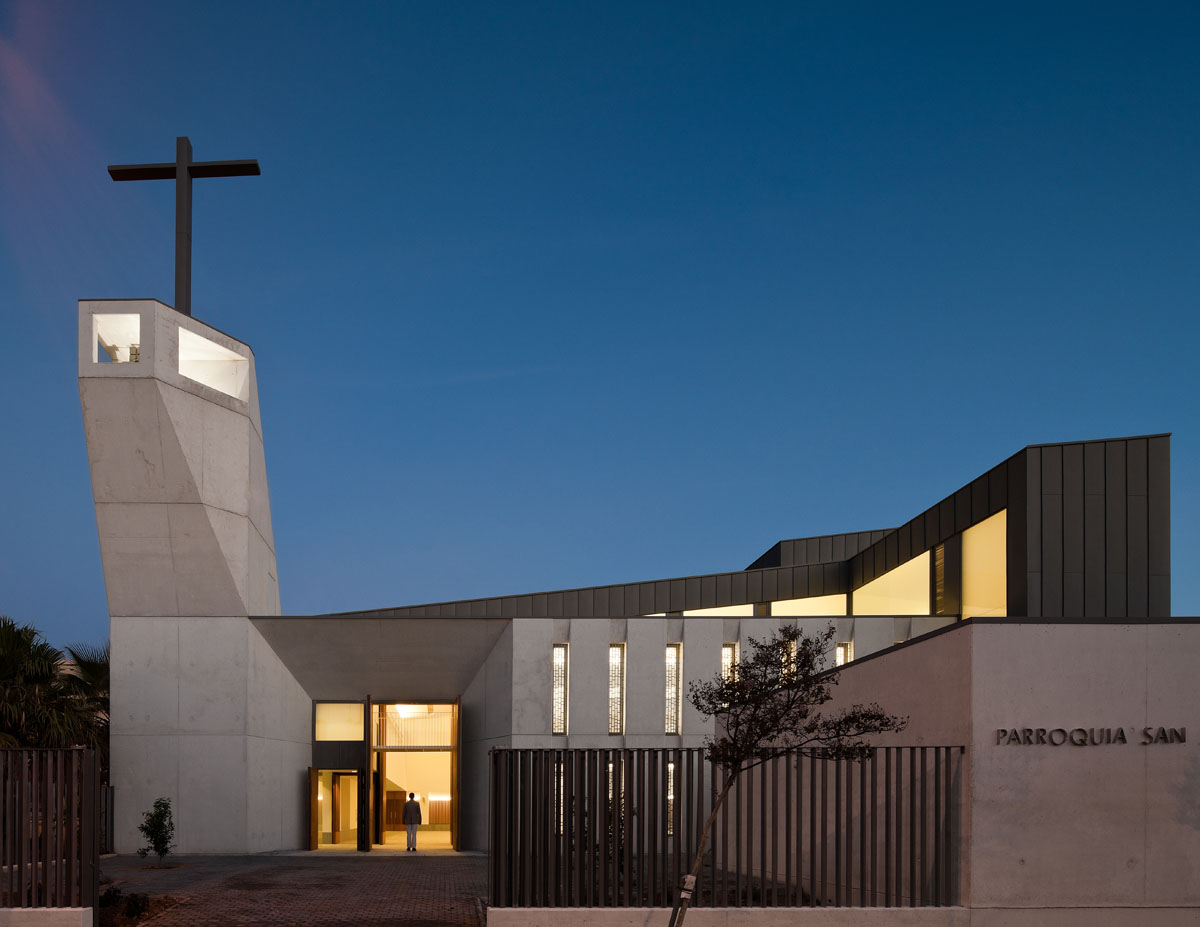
[289,559,849,620]
[745,530,893,571]
[274,434,1169,622]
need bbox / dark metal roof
[273,434,1170,621]
[746,530,893,571]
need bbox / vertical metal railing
[99,786,115,855]
[489,745,965,909]
[0,749,100,922]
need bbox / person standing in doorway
[403,792,422,851]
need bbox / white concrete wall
[460,622,514,850]
[489,908,1200,926]
[488,907,971,926]
[506,615,869,752]
[967,621,1200,913]
[0,910,94,927]
[82,300,305,853]
[510,617,734,750]
[109,616,311,853]
[825,619,1200,922]
[79,301,280,620]
[245,623,312,852]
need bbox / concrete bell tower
[79,298,310,853]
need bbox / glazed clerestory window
[552,644,569,735]
[665,644,682,734]
[721,642,739,682]
[608,644,626,735]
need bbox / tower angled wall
[79,300,310,853]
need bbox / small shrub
[99,885,123,907]
[123,892,150,917]
[136,797,175,864]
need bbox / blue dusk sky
[1,1,1197,647]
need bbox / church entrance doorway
[312,769,360,848]
[371,702,459,850]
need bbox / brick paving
[102,853,488,927]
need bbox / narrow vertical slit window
[665,644,682,735]
[836,641,854,666]
[608,644,626,735]
[784,639,799,679]
[552,644,569,735]
[934,543,947,615]
[721,643,739,682]
[556,761,565,835]
[667,760,676,835]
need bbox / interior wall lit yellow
[681,604,754,617]
[315,702,364,740]
[316,769,358,846]
[853,551,931,616]
[962,509,1006,618]
[771,594,847,616]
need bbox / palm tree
[0,615,108,753]
[63,640,111,778]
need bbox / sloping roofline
[267,434,1169,621]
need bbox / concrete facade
[80,300,311,853]
[0,910,94,927]
[79,299,1192,920]
[487,908,972,926]
[825,619,1200,924]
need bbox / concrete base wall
[487,908,1198,927]
[826,618,1200,917]
[110,615,311,853]
[969,909,1200,927]
[488,908,971,926]
[0,911,92,927]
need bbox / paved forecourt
[102,854,486,926]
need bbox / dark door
[307,767,318,851]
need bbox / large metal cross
[109,136,260,317]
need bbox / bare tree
[670,623,906,925]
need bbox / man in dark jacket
[402,792,422,851]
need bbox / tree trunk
[671,766,739,927]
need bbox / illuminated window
[373,703,452,747]
[667,761,676,835]
[178,327,249,401]
[853,550,931,616]
[665,644,682,735]
[314,702,364,741]
[93,314,140,364]
[771,594,847,616]
[934,543,946,614]
[784,639,798,679]
[608,644,626,735]
[962,509,1007,618]
[682,604,754,617]
[836,641,853,666]
[552,644,569,735]
[556,763,565,834]
[721,643,739,682]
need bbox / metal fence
[100,785,115,855]
[489,745,965,909]
[1,748,100,919]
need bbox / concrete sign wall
[830,617,1200,925]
